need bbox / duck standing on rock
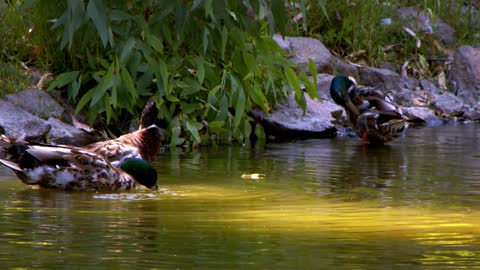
[329,75,408,145]
[0,143,158,191]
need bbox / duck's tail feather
[0,158,22,171]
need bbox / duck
[329,75,408,145]
[83,98,165,165]
[0,100,164,166]
[0,144,158,191]
[84,124,163,167]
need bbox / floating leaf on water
[241,173,265,180]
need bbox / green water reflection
[1,124,480,269]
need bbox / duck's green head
[120,158,158,190]
[330,75,362,117]
[330,75,355,106]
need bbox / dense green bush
[29,0,319,146]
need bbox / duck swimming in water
[0,143,158,191]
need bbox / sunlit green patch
[9,241,53,246]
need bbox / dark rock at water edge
[250,93,339,141]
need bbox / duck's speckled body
[330,75,408,144]
[0,144,158,191]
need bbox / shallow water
[2,124,480,269]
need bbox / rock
[45,118,97,146]
[399,7,456,45]
[402,107,437,123]
[420,79,441,96]
[273,35,332,72]
[448,46,480,107]
[432,93,465,116]
[463,110,480,121]
[251,93,339,140]
[314,73,335,100]
[392,89,416,106]
[0,100,51,141]
[4,89,64,120]
[329,56,358,78]
[378,61,398,72]
[359,66,399,86]
[358,67,418,92]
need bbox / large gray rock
[46,118,97,146]
[402,107,437,123]
[251,93,339,140]
[273,35,332,72]
[315,73,335,99]
[420,79,441,96]
[5,89,64,120]
[329,56,358,78]
[432,93,465,116]
[0,100,51,140]
[359,67,419,93]
[448,46,480,107]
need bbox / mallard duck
[0,144,158,191]
[330,75,408,144]
[84,124,163,166]
[1,123,162,168]
[82,99,165,165]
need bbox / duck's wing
[85,124,162,163]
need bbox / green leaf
[146,33,164,54]
[120,67,136,99]
[231,76,246,128]
[207,85,221,106]
[316,0,329,21]
[248,82,270,112]
[202,28,209,54]
[91,62,114,107]
[208,120,225,130]
[110,10,131,21]
[300,0,308,31]
[300,73,320,101]
[47,71,79,91]
[186,120,201,143]
[120,38,136,65]
[181,103,202,114]
[285,67,306,112]
[166,95,179,102]
[68,74,82,101]
[307,58,318,85]
[104,94,112,123]
[254,124,266,140]
[220,26,228,60]
[158,59,169,96]
[191,0,202,10]
[270,0,287,35]
[191,57,205,85]
[111,84,118,108]
[87,0,110,47]
[75,88,95,114]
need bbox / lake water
[1,124,480,269]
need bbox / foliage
[288,0,480,70]
[0,1,36,97]
[0,63,34,97]
[26,0,318,146]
